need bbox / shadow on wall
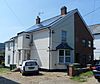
[31,45,42,67]
[31,30,49,68]
[0,76,19,84]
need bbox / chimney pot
[61,6,67,15]
[36,16,40,24]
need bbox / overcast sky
[0,0,100,43]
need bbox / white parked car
[20,60,39,75]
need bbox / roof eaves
[5,40,14,43]
[56,42,73,50]
[17,31,30,35]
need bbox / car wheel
[20,69,21,73]
[95,76,99,79]
[36,70,39,74]
[95,76,98,79]
[97,79,100,82]
[21,70,25,76]
[22,72,25,76]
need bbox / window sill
[58,62,70,65]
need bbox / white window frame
[61,31,67,43]
[59,50,64,63]
[65,49,70,63]
[58,49,70,64]
[88,41,91,47]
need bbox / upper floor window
[61,31,67,43]
[82,40,86,47]
[82,40,92,47]
[88,41,91,47]
[26,34,30,39]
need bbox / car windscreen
[25,62,37,66]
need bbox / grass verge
[0,67,10,74]
[70,71,93,82]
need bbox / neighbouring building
[0,43,5,63]
[0,43,5,56]
[5,6,94,70]
[89,24,100,60]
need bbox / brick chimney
[36,16,40,24]
[61,6,67,15]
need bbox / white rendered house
[89,24,100,60]
[5,6,94,70]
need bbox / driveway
[0,71,99,84]
[0,71,79,84]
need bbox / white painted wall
[5,32,32,67]
[10,42,14,64]
[17,32,31,50]
[23,33,31,50]
[14,38,18,65]
[5,14,75,70]
[50,14,75,69]
[31,29,50,69]
[94,34,100,60]
[5,43,10,67]
[5,42,14,67]
[17,34,23,49]
[16,33,31,66]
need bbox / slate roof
[56,42,73,50]
[89,24,100,35]
[25,9,78,32]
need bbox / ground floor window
[59,49,70,63]
[8,55,10,64]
